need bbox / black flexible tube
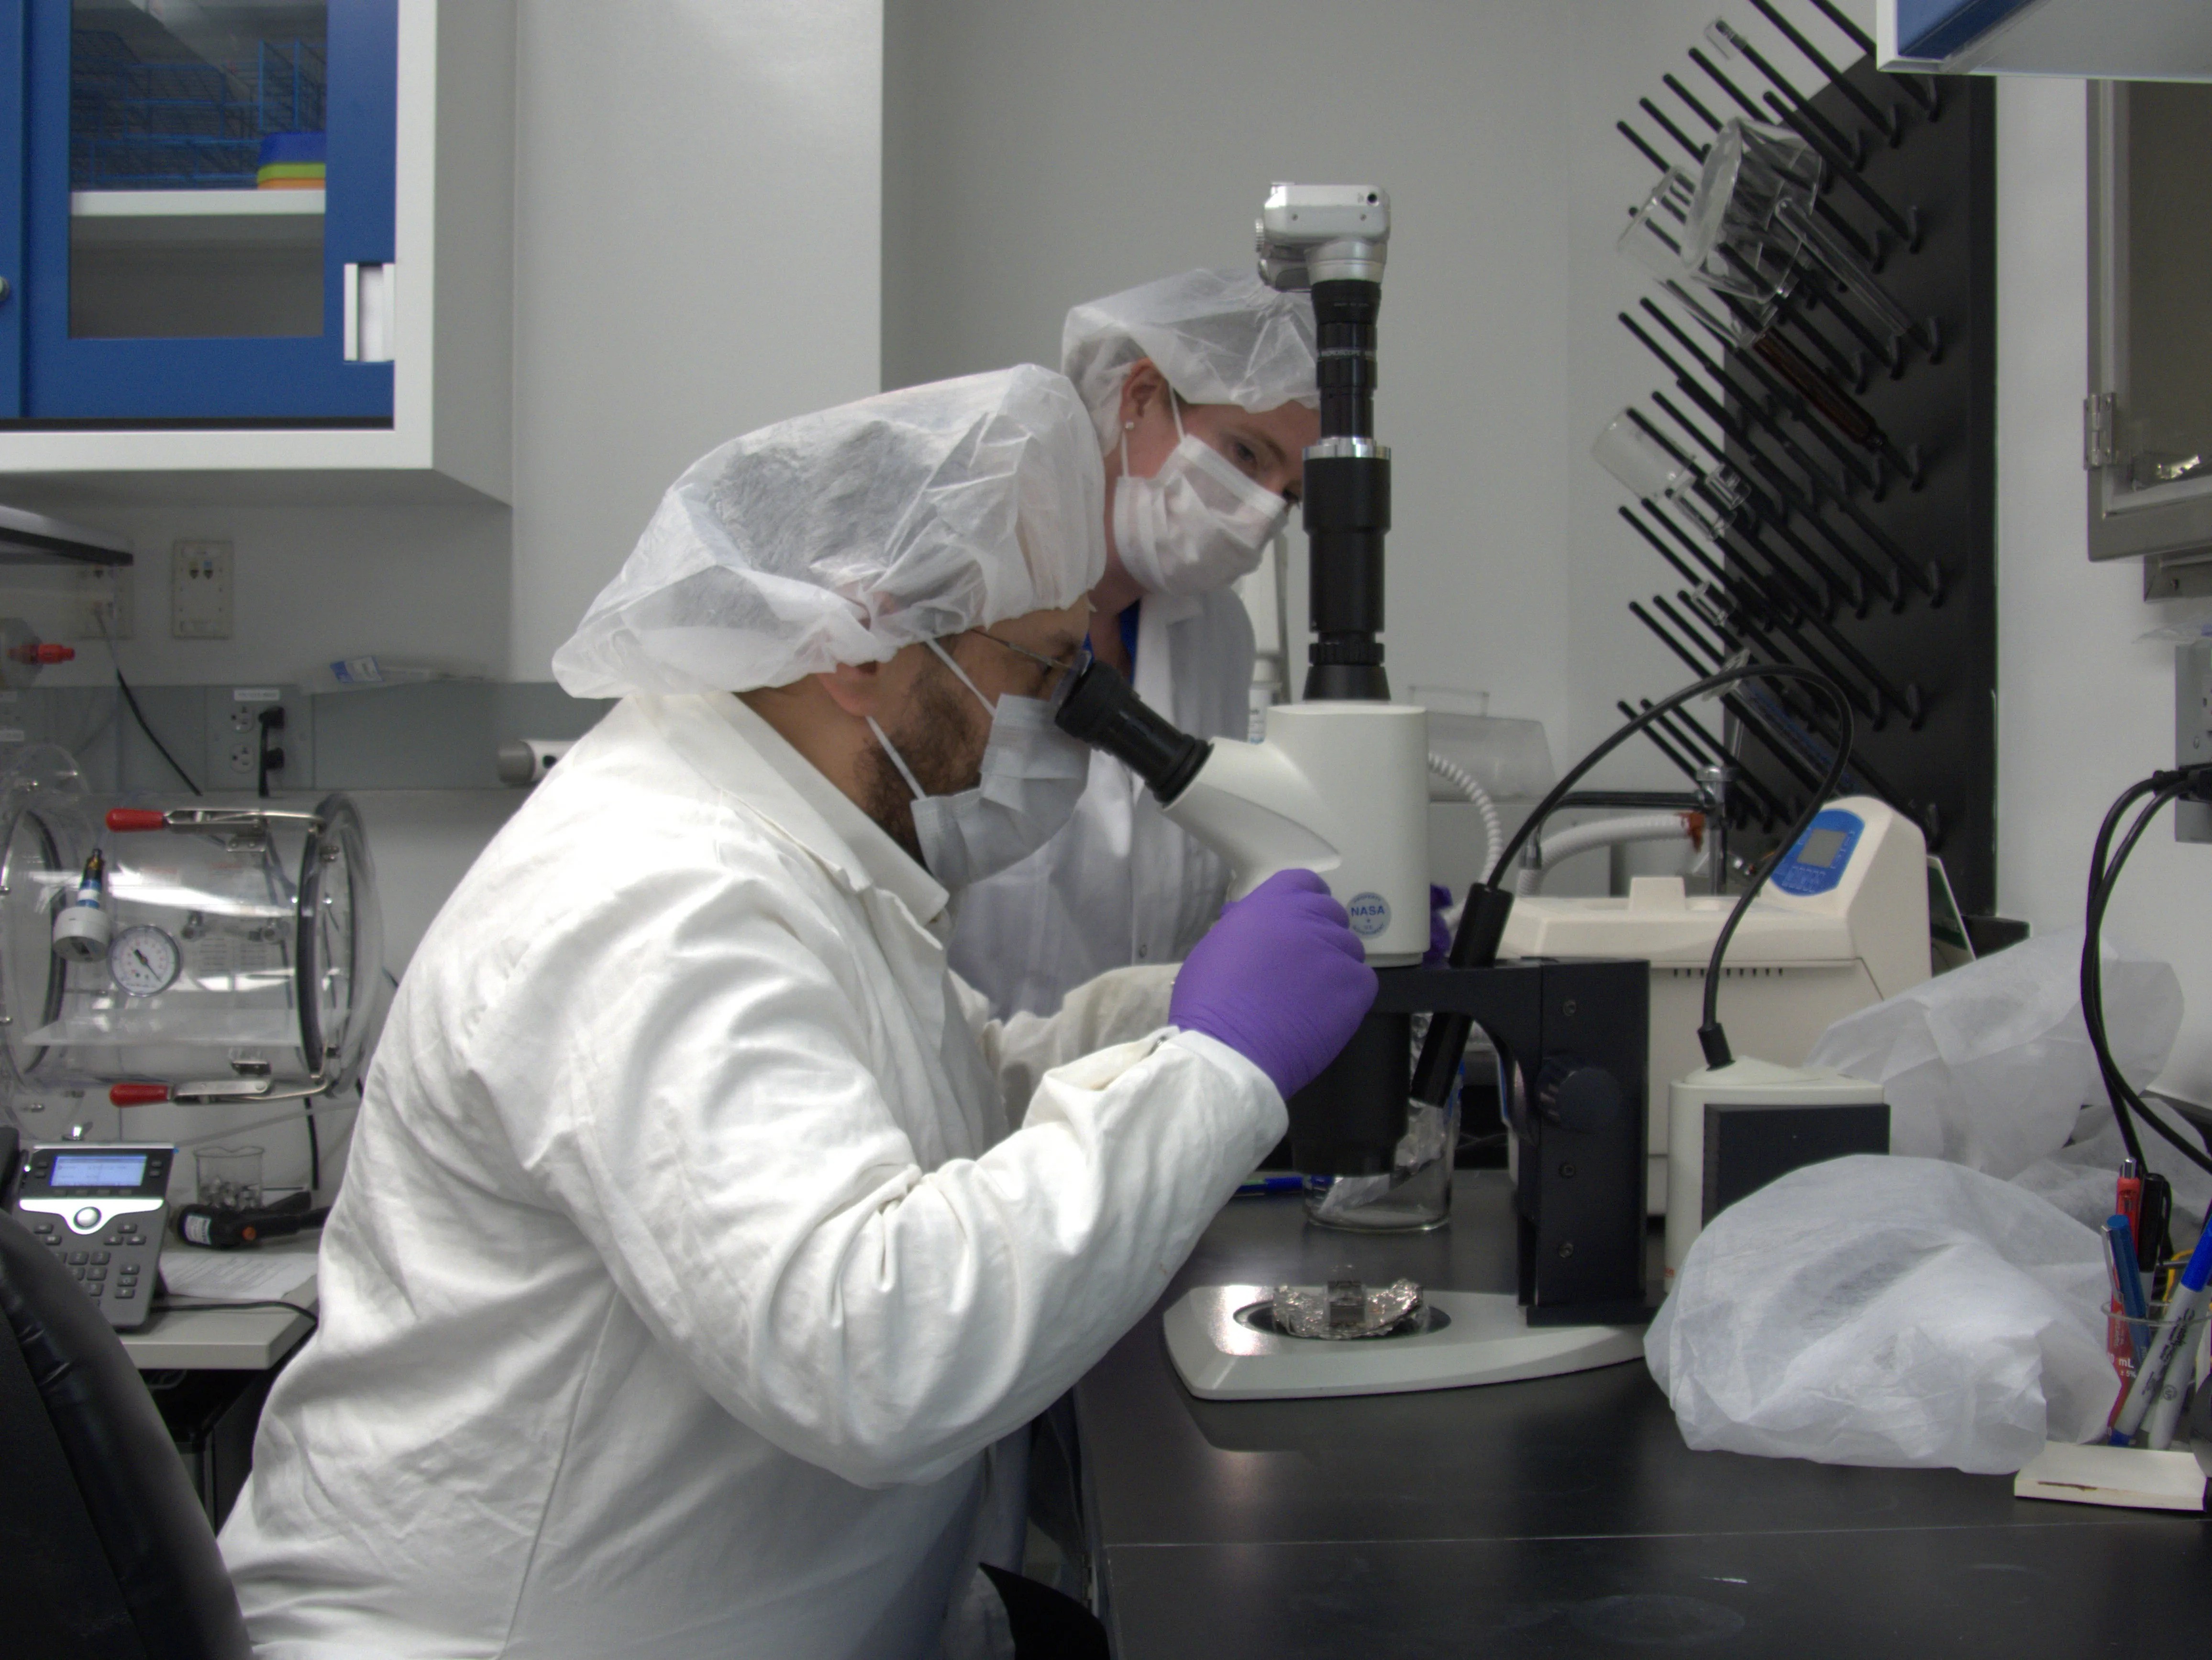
[1430,661,1853,1080]
[2079,771,2212,1178]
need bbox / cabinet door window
[2088,80,2212,567]
[68,0,328,341]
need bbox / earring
[1123,420,1137,431]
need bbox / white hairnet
[1062,268,1317,449]
[551,366,1106,697]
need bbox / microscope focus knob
[1536,1060,1622,1136]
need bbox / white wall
[882,0,1579,748]
[508,0,884,679]
[1993,77,2212,1103]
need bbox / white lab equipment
[0,746,386,1144]
[1499,796,1930,1212]
[1061,184,1652,1402]
[1662,1055,1889,1280]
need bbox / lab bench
[1074,1172,2212,1659]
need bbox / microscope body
[1165,701,1430,966]
[1054,181,1655,1323]
[1306,963,1649,1322]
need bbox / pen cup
[2106,1299,2211,1443]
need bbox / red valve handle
[105,809,167,831]
[109,1083,170,1106]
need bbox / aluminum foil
[1271,1277,1424,1340]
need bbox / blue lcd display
[1770,808,1865,898]
[48,1152,149,1189]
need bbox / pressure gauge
[108,925,180,997]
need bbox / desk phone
[11,1143,173,1331]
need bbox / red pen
[2118,1158,2144,1238]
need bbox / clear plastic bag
[1646,1156,2118,1473]
[1805,928,2181,1179]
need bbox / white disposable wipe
[1647,1155,2118,1474]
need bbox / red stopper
[105,809,168,831]
[108,1083,170,1106]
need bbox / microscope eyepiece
[1053,657,1211,804]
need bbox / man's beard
[858,660,986,864]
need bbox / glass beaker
[1304,1017,1465,1232]
[195,1145,264,1212]
[1591,411,1745,537]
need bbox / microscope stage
[1163,1284,1646,1401]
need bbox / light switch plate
[171,541,232,640]
[71,565,132,642]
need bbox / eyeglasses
[963,630,1090,708]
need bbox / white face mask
[1112,398,1292,598]
[868,640,1091,888]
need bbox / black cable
[2082,777,2173,1166]
[306,1106,321,1193]
[2079,770,2212,1178]
[95,609,201,796]
[2085,778,2183,1165]
[111,663,202,796]
[1415,662,1852,1098]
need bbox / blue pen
[2105,1216,2148,1364]
[1235,1175,1305,1198]
[2111,1221,2212,1446]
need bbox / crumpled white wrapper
[1646,1156,2118,1474]
[1805,928,2181,1178]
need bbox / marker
[2106,1216,2147,1366]
[1235,1175,1305,1198]
[2110,1223,2212,1446]
[2117,1160,2143,1239]
[2146,1339,2201,1451]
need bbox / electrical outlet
[171,541,232,640]
[71,565,133,642]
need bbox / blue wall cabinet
[0,0,511,501]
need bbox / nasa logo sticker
[1345,891,1391,938]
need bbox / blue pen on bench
[1235,1175,1305,1198]
[2110,1219,2212,1446]
[2107,1215,2149,1363]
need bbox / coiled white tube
[1427,752,1504,884]
[1514,810,1695,896]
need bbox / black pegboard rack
[1607,0,1998,916]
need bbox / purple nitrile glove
[1425,883,1453,966]
[1170,868,1379,1099]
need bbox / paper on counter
[2014,1441,2207,1512]
[159,1249,317,1304]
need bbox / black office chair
[0,1198,252,1660]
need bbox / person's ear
[1117,359,1169,431]
[815,659,889,719]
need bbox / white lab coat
[218,691,1282,1660]
[950,589,1254,1018]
